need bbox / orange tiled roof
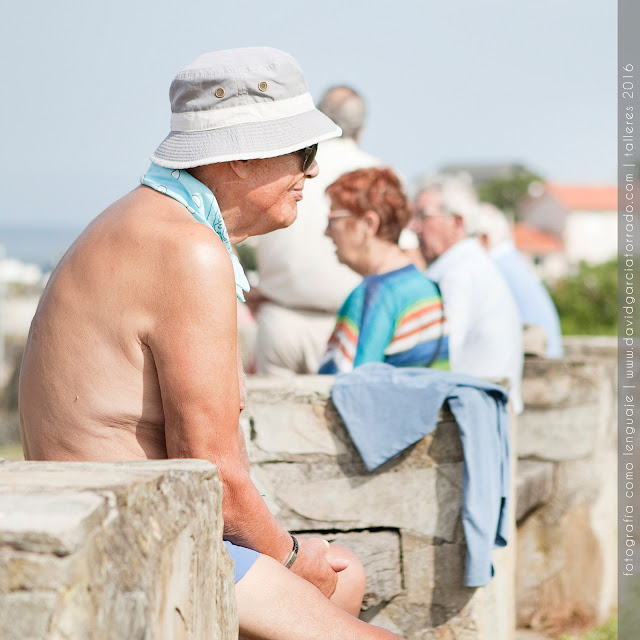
[513,223,564,255]
[545,184,617,211]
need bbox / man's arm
[143,231,342,594]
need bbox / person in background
[411,174,524,413]
[318,167,449,374]
[252,86,381,376]
[476,203,563,358]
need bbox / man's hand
[290,537,349,598]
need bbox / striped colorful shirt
[318,264,449,374]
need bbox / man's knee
[331,545,366,585]
[328,545,367,617]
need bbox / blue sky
[0,0,615,226]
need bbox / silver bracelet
[284,534,299,569]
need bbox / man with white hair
[253,85,381,376]
[476,203,563,358]
[20,48,402,639]
[411,175,523,413]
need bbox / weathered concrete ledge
[0,459,237,640]
[243,375,516,640]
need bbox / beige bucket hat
[151,47,342,169]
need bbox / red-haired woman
[318,167,449,374]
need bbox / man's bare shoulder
[123,187,236,304]
[104,186,235,280]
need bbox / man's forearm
[219,462,342,598]
[220,465,293,562]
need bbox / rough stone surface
[254,461,463,539]
[516,353,617,632]
[247,376,516,640]
[519,360,614,460]
[515,461,554,522]
[561,336,616,359]
[242,375,454,464]
[0,591,58,639]
[0,460,237,639]
[522,324,547,358]
[301,531,403,611]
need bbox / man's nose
[305,159,319,179]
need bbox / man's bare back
[19,186,220,461]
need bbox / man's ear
[453,213,466,231]
[363,210,380,236]
[229,159,252,179]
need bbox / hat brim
[151,109,341,169]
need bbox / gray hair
[414,173,480,234]
[476,203,512,248]
[317,86,366,140]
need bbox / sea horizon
[0,225,84,270]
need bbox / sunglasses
[298,143,318,172]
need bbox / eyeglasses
[413,208,451,221]
[327,209,354,222]
[298,143,318,172]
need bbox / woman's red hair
[326,167,412,244]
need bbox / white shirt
[256,137,380,311]
[427,238,524,413]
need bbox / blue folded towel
[331,362,511,587]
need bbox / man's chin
[280,206,299,229]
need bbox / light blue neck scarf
[140,163,251,302]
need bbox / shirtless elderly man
[19,48,402,640]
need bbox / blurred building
[439,162,530,186]
[517,184,617,279]
[511,223,566,282]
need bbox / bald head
[317,86,367,141]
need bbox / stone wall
[243,376,516,640]
[244,348,618,637]
[0,459,237,640]
[516,351,617,631]
[0,339,616,638]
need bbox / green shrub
[235,243,257,273]
[559,616,617,640]
[549,260,617,336]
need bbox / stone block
[515,461,554,522]
[0,492,109,555]
[368,586,496,640]
[0,460,237,639]
[246,376,516,639]
[0,591,57,640]
[402,532,466,598]
[515,448,617,631]
[254,461,463,540]
[523,324,547,358]
[517,406,605,461]
[561,336,616,359]
[515,355,617,633]
[243,394,350,460]
[300,531,403,611]
[245,375,452,464]
[522,360,606,408]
